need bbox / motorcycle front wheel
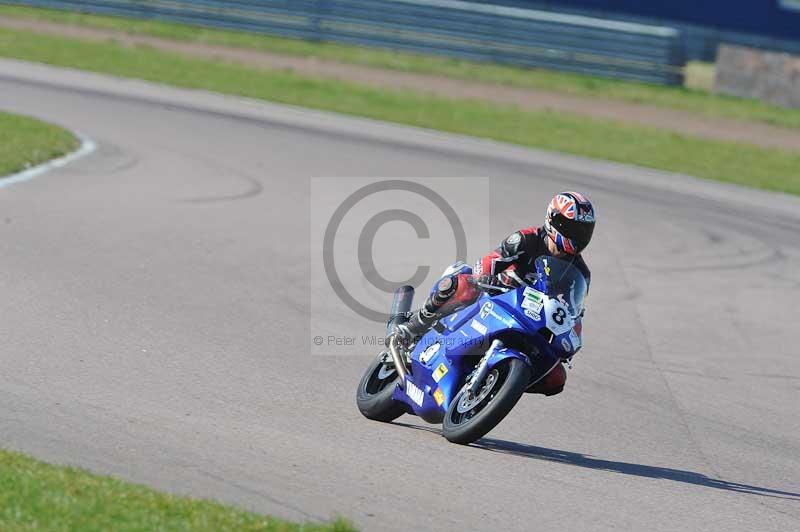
[442,358,531,444]
[356,352,406,422]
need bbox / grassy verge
[1,27,798,194]
[0,448,353,531]
[0,111,78,176]
[1,4,799,129]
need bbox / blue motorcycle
[356,255,587,444]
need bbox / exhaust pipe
[386,285,414,336]
[386,285,414,382]
[388,334,408,382]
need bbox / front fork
[467,339,504,396]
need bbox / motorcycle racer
[394,191,595,396]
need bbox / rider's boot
[393,276,459,342]
[527,363,567,396]
[398,306,437,340]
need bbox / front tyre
[356,352,406,422]
[443,358,531,444]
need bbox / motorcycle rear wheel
[356,352,406,422]
[442,358,531,444]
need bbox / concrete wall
[714,44,800,108]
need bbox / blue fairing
[392,258,586,421]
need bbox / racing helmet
[544,191,595,255]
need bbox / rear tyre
[442,358,531,444]
[356,352,406,422]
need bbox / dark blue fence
[3,0,686,84]
[472,1,800,60]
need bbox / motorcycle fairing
[391,292,566,421]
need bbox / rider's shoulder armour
[500,226,540,257]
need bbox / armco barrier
[3,0,686,84]
[483,1,800,61]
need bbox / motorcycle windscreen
[535,256,587,318]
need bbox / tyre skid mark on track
[147,144,264,203]
[4,70,800,243]
[179,176,263,203]
[608,249,722,476]
[4,71,800,240]
[629,247,784,273]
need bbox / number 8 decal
[552,307,566,326]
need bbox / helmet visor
[551,214,594,252]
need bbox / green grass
[0,448,354,531]
[1,26,798,195]
[2,4,800,129]
[0,111,78,177]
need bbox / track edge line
[0,130,96,189]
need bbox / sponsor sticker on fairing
[521,287,545,312]
[561,338,572,353]
[479,301,493,319]
[432,362,448,383]
[433,387,445,406]
[419,342,440,365]
[405,380,424,407]
[470,319,488,335]
[524,309,541,321]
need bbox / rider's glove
[476,274,505,291]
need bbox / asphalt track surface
[1,59,799,531]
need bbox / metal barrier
[3,0,686,84]
[488,0,800,61]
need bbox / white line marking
[0,131,96,189]
[393,0,679,36]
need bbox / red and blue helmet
[544,191,595,255]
